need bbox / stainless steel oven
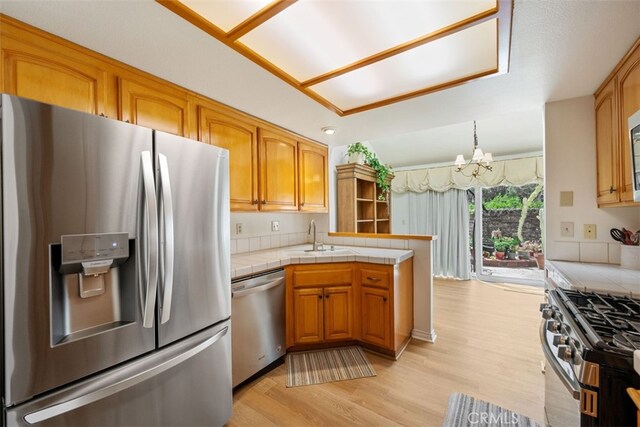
[541,274,640,427]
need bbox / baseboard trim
[412,329,437,343]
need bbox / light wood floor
[229,279,545,426]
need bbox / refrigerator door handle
[158,153,175,324]
[23,326,229,425]
[137,151,159,328]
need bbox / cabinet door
[323,286,353,341]
[259,129,298,211]
[199,106,259,211]
[595,78,620,205]
[361,287,391,349]
[293,288,323,345]
[119,77,189,136]
[298,141,328,212]
[618,46,640,203]
[1,37,106,115]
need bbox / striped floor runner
[442,393,540,427]
[286,346,376,387]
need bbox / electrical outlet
[560,222,574,237]
[271,221,280,232]
[235,223,243,235]
[584,224,596,240]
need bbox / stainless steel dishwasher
[231,269,285,387]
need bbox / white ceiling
[1,0,639,168]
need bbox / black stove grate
[557,289,640,355]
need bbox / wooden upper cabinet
[118,77,189,136]
[259,129,298,211]
[618,46,640,202]
[1,35,106,115]
[595,78,620,205]
[199,106,259,211]
[298,141,329,212]
[594,37,640,207]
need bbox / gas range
[541,287,640,426]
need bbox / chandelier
[454,120,493,177]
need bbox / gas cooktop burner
[613,332,640,351]
[557,289,640,355]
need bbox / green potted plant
[492,236,519,260]
[345,142,370,165]
[345,142,393,201]
[492,237,510,260]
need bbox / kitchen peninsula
[231,232,437,352]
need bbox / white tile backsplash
[249,237,261,252]
[389,239,405,249]
[579,242,608,263]
[236,238,249,253]
[548,241,580,262]
[609,243,622,264]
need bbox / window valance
[391,156,543,193]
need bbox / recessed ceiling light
[322,127,336,135]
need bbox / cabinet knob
[301,202,305,207]
[262,200,267,204]
[383,297,387,302]
[318,294,322,299]
[252,199,258,205]
[609,186,617,194]
[325,294,330,299]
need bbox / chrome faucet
[308,219,320,251]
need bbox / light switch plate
[559,191,574,207]
[560,222,574,238]
[584,224,596,240]
[271,221,280,232]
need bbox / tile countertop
[547,260,640,295]
[231,244,414,280]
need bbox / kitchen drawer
[292,266,353,288]
[359,266,391,289]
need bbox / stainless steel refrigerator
[0,94,232,426]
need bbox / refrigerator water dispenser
[50,233,136,346]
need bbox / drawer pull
[366,277,381,282]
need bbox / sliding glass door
[472,184,544,286]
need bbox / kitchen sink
[282,247,356,257]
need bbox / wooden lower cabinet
[323,286,354,341]
[360,286,391,348]
[286,259,413,358]
[288,264,354,347]
[292,288,324,344]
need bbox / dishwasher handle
[232,277,284,298]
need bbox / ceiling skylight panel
[308,19,498,112]
[180,0,272,32]
[238,0,497,82]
